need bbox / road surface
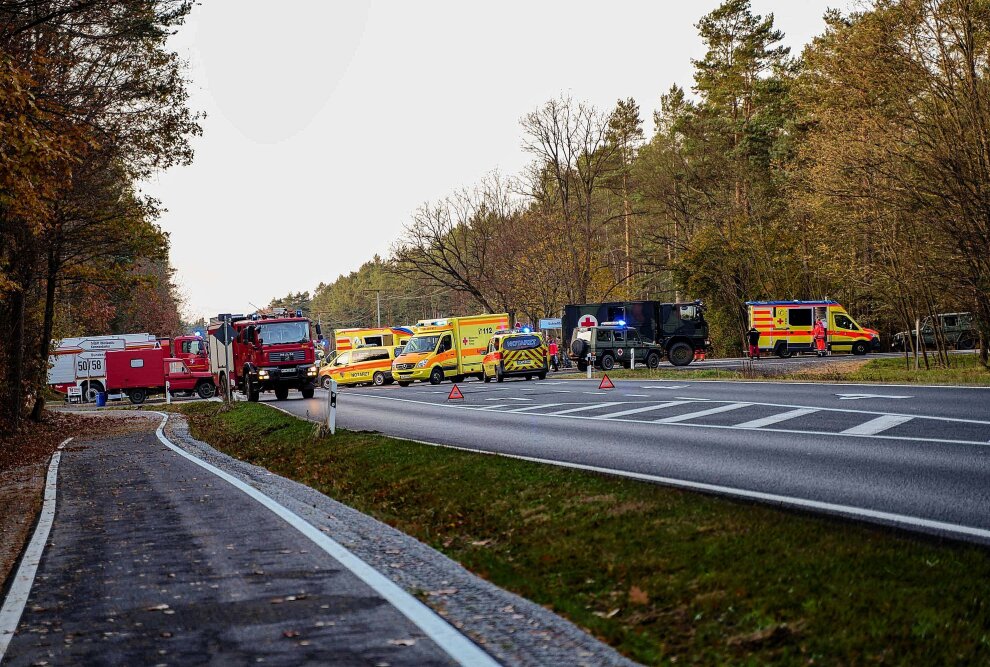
[270,376,990,544]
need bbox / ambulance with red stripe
[747,301,880,358]
[318,345,403,388]
[391,313,509,386]
[333,327,414,353]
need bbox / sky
[141,0,843,321]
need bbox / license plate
[281,368,296,374]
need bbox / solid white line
[398,439,990,544]
[503,403,568,413]
[842,415,914,436]
[736,408,820,429]
[600,401,693,419]
[471,404,515,411]
[547,402,622,416]
[152,415,498,667]
[655,403,750,423]
[0,438,71,660]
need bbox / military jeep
[891,312,977,352]
[568,322,667,371]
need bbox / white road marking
[153,415,498,667]
[842,414,914,436]
[472,404,516,411]
[641,385,688,390]
[655,402,750,423]
[486,397,531,402]
[601,401,693,419]
[547,402,623,415]
[624,394,649,398]
[837,393,913,400]
[583,391,611,395]
[503,403,568,413]
[0,438,71,660]
[736,408,820,429]
[403,438,990,543]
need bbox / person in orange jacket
[813,319,827,356]
[547,337,559,371]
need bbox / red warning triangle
[448,384,464,400]
[599,374,615,390]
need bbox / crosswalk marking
[841,414,914,436]
[736,408,820,429]
[504,403,568,413]
[600,401,693,419]
[547,402,623,416]
[654,402,750,423]
[473,404,515,411]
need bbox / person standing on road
[813,318,827,356]
[548,337,559,371]
[747,327,761,360]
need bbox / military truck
[563,300,711,366]
[892,312,977,352]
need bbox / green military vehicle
[891,312,978,351]
[568,322,668,371]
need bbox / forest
[0,1,199,434]
[299,0,990,369]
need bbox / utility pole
[363,289,382,327]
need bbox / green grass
[559,352,990,386]
[177,401,990,665]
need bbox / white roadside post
[586,353,593,379]
[630,348,635,370]
[328,379,337,434]
[165,381,171,405]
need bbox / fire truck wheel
[852,340,869,355]
[128,388,147,405]
[429,367,445,385]
[600,354,615,371]
[646,352,661,369]
[274,386,289,401]
[300,386,315,399]
[196,382,215,399]
[373,371,386,386]
[218,373,228,398]
[668,343,693,367]
[246,381,260,402]
[321,376,333,390]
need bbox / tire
[128,388,147,405]
[577,361,588,372]
[525,375,532,381]
[453,374,465,384]
[776,347,793,359]
[646,352,661,369]
[81,381,104,403]
[373,371,386,386]
[496,367,504,383]
[956,335,975,351]
[321,375,333,390]
[274,385,289,401]
[600,354,615,371]
[852,340,868,356]
[537,372,547,380]
[483,370,492,383]
[196,382,215,399]
[219,373,229,399]
[300,386,315,399]
[429,367,444,385]
[245,378,260,402]
[398,381,411,387]
[668,342,693,367]
[571,339,588,358]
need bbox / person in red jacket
[813,319,827,356]
[547,337,559,371]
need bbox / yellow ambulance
[482,328,549,382]
[747,301,880,357]
[333,327,414,353]
[391,313,509,386]
[319,345,403,388]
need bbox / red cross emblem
[776,317,784,325]
[579,315,598,327]
[462,337,468,345]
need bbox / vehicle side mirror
[315,323,323,338]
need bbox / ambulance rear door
[452,314,509,375]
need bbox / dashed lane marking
[736,408,820,429]
[654,402,751,423]
[153,414,499,667]
[841,414,914,436]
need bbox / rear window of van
[503,335,541,350]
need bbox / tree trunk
[31,247,59,422]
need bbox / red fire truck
[173,334,210,372]
[106,348,216,404]
[207,310,321,401]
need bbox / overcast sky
[141,0,842,321]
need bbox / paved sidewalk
[3,416,460,666]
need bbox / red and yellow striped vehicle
[747,301,880,358]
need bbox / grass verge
[179,401,990,665]
[559,352,990,385]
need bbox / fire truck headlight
[258,369,270,379]
[307,365,318,376]
[416,359,428,368]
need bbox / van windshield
[404,335,439,354]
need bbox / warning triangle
[599,374,615,390]
[447,384,464,400]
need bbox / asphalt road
[269,376,990,544]
[3,421,464,666]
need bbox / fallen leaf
[629,586,649,606]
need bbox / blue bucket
[95,392,107,407]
